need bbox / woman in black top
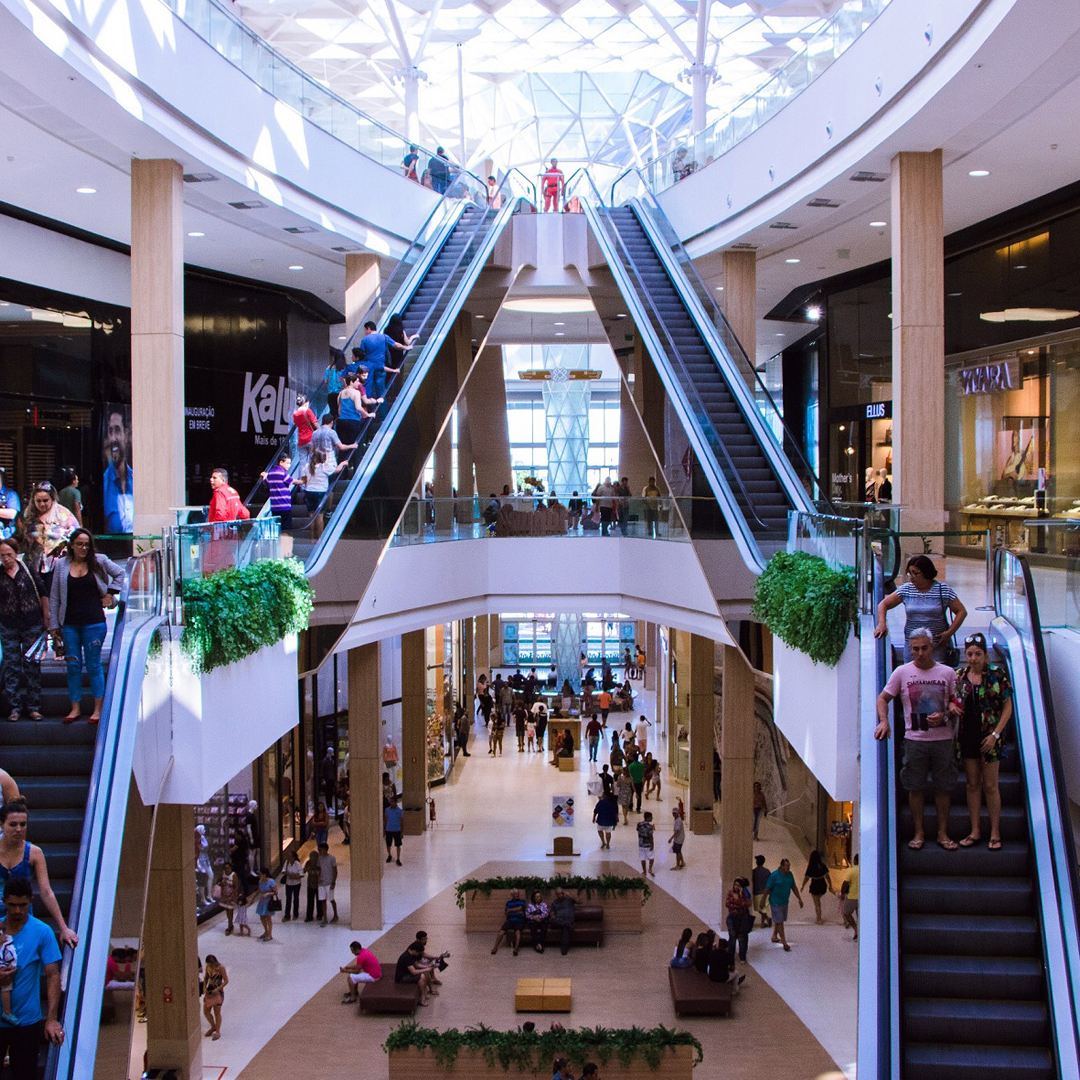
[48,528,123,722]
[0,538,48,721]
[802,850,833,925]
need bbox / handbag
[268,894,282,913]
[936,583,961,666]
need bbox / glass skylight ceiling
[234,0,831,180]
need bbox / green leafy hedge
[383,1021,703,1070]
[180,558,312,674]
[752,550,857,667]
[455,874,650,910]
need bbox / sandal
[958,835,980,848]
[988,838,1002,850]
[936,839,958,851]
[6,712,18,723]
[907,838,924,850]
[28,712,43,721]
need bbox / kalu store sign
[957,354,1020,396]
[185,371,298,500]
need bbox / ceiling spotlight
[968,169,990,177]
[869,221,887,228]
[76,187,97,194]
[187,231,205,237]
[288,265,304,271]
[806,306,822,321]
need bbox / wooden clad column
[618,378,654,494]
[131,159,185,536]
[466,346,512,496]
[688,634,715,835]
[461,619,475,725]
[346,253,380,334]
[721,249,757,384]
[144,805,201,1079]
[720,645,755,892]
[892,150,945,537]
[434,314,468,533]
[349,643,383,930]
[401,629,427,834]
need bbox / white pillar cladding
[553,613,584,694]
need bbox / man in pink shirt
[875,628,958,851]
[340,940,382,1003]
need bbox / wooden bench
[568,904,604,947]
[667,966,733,1017]
[358,978,421,1015]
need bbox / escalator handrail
[857,550,899,1080]
[48,550,165,1080]
[577,186,776,555]
[625,190,825,507]
[303,189,524,576]
[993,550,1080,1073]
[242,195,468,510]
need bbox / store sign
[240,373,296,436]
[865,402,887,419]
[959,355,1020,396]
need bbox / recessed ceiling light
[775,332,785,337]
[555,332,565,337]
[947,292,962,297]
[503,298,594,314]
[76,187,96,194]
[968,169,990,177]
[288,265,304,271]
[785,258,801,264]
[187,231,205,237]
[869,221,887,228]
[715,286,724,291]
[337,336,347,341]
[615,313,627,319]
[554,321,565,326]
[1014,264,1027,270]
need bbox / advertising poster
[551,795,574,828]
[998,416,1045,485]
[101,403,133,534]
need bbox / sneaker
[387,855,392,863]
[396,859,402,866]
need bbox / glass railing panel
[787,509,861,570]
[172,516,282,581]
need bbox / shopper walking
[667,806,685,869]
[725,878,753,964]
[840,855,859,939]
[0,538,47,722]
[281,851,303,922]
[615,769,633,825]
[593,790,618,849]
[637,811,656,877]
[752,782,767,839]
[254,867,279,941]
[304,849,320,923]
[751,855,772,928]
[48,529,123,723]
[802,850,833,924]
[216,864,240,934]
[765,858,803,951]
[385,796,404,866]
[202,955,228,1040]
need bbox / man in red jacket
[207,468,251,523]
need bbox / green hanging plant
[180,558,313,674]
[383,1020,704,1070]
[454,873,651,910]
[752,550,857,667]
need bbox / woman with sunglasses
[47,528,124,722]
[874,554,967,663]
[950,633,1013,850]
[17,482,79,591]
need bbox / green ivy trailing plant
[180,558,313,674]
[454,873,651,910]
[383,1021,703,1071]
[752,550,858,667]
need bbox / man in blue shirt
[0,467,19,541]
[356,321,408,403]
[0,877,64,1073]
[384,795,404,866]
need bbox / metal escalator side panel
[857,561,900,1080]
[303,196,522,579]
[580,197,765,574]
[991,613,1080,1080]
[627,199,815,516]
[49,612,164,1080]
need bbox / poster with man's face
[102,404,134,534]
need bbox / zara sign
[958,355,1020,396]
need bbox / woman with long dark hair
[18,481,78,591]
[801,850,833,925]
[47,528,123,722]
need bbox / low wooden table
[515,977,572,1012]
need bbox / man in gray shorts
[875,627,959,850]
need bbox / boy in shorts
[667,807,685,869]
[637,811,655,877]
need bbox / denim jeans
[0,623,43,713]
[62,622,107,703]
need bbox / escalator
[859,546,1080,1079]
[578,177,817,573]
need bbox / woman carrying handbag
[254,867,280,942]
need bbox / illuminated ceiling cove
[234,0,835,179]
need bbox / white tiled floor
[153,678,859,1080]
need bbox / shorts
[638,846,653,861]
[900,738,958,793]
[672,843,683,855]
[318,885,336,902]
[752,894,768,913]
[770,903,789,925]
[349,972,378,984]
[397,972,420,984]
[501,920,525,934]
[385,831,402,848]
[841,899,858,917]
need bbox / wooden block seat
[358,978,421,1015]
[557,755,576,771]
[515,977,572,1012]
[667,966,733,1017]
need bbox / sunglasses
[33,482,55,493]
[964,635,987,648]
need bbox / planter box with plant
[455,875,650,934]
[384,1022,701,1079]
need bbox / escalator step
[902,997,1049,1046]
[1,745,95,776]
[16,777,91,809]
[903,1042,1053,1080]
[897,804,1027,842]
[28,809,87,844]
[898,840,1029,877]
[900,913,1039,957]
[902,954,1045,1001]
[901,874,1034,916]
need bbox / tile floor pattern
[110,676,859,1078]
[235,860,842,1080]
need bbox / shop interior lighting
[503,298,595,314]
[980,308,1079,323]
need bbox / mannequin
[382,738,399,767]
[195,824,212,906]
[864,467,877,503]
[877,468,892,502]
